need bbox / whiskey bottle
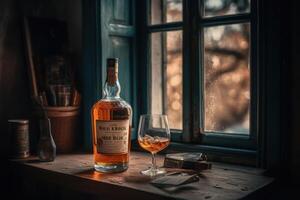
[91,58,132,173]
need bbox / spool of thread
[8,119,30,158]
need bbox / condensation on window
[204,23,250,134]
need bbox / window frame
[137,0,260,163]
[141,0,258,149]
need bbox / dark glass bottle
[38,118,56,162]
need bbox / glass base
[94,162,128,173]
[141,167,166,176]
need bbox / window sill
[8,152,273,200]
[131,141,257,166]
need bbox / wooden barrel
[35,106,80,153]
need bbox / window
[82,0,282,169]
[83,0,284,168]
[139,0,257,152]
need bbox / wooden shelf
[8,152,274,200]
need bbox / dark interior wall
[0,0,82,158]
[0,0,30,158]
[290,0,300,181]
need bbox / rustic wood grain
[9,152,274,200]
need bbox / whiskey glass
[138,114,170,176]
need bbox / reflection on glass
[204,0,250,17]
[204,23,250,134]
[151,31,183,129]
[151,0,182,24]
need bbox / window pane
[151,0,182,25]
[204,0,250,17]
[151,31,183,129]
[204,23,250,134]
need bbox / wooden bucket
[35,106,80,153]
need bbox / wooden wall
[0,0,82,158]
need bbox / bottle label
[96,120,129,154]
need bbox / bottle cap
[107,58,119,66]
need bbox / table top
[9,151,274,200]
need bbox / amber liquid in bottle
[91,58,132,173]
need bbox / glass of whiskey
[138,114,170,176]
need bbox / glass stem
[151,153,157,170]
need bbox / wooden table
[8,152,274,200]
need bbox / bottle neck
[39,118,52,138]
[103,79,121,98]
[103,65,121,98]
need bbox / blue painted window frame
[136,0,258,161]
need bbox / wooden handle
[23,17,38,97]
